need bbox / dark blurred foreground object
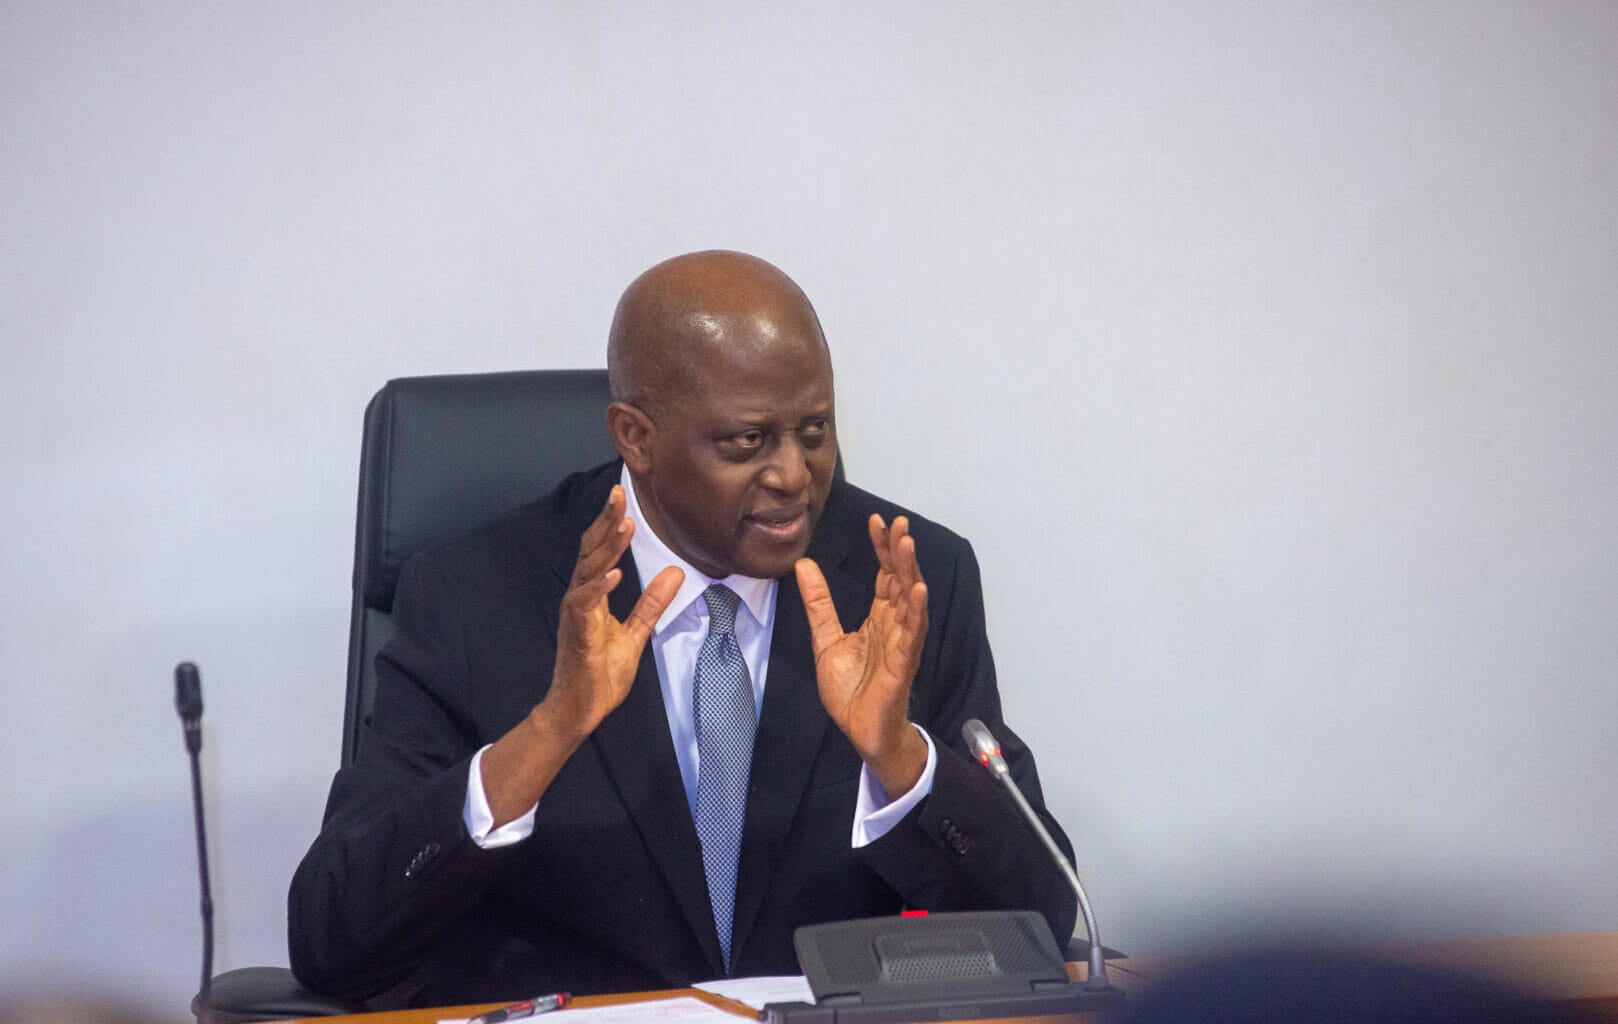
[1119,946,1579,1024]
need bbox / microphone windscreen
[961,718,997,759]
[175,662,203,721]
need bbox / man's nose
[760,437,812,493]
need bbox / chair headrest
[353,369,617,610]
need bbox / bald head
[603,251,839,579]
[607,250,828,414]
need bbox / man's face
[634,336,837,581]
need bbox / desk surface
[291,961,1136,1024]
[291,931,1618,1024]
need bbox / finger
[623,565,684,647]
[573,486,632,585]
[795,558,846,656]
[891,527,925,594]
[569,543,630,612]
[867,513,895,577]
[869,514,912,606]
[888,515,909,550]
[574,486,626,564]
[901,579,929,647]
[563,565,622,622]
[583,484,626,541]
[883,580,930,674]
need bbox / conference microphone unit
[175,661,215,1008]
[961,718,1114,991]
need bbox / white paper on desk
[439,994,744,1024]
[693,975,815,1010]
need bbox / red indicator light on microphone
[901,909,929,918]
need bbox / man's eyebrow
[706,417,772,435]
[714,406,832,431]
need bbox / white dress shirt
[463,466,936,848]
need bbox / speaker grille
[877,937,996,982]
[795,911,1066,1002]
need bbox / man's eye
[733,431,766,449]
[799,420,829,446]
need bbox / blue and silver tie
[692,583,756,972]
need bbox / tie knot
[703,584,741,635]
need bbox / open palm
[796,514,929,795]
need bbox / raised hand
[546,484,683,737]
[482,485,681,826]
[796,514,930,798]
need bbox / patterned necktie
[692,583,756,973]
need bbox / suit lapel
[730,508,865,961]
[548,468,725,975]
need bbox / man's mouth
[746,507,809,542]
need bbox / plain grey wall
[4,2,1615,1015]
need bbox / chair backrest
[343,369,617,766]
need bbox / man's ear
[606,401,655,473]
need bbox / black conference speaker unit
[761,911,1126,1024]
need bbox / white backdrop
[4,2,1615,1015]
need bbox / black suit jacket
[289,461,1077,1007]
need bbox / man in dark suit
[288,251,1077,1007]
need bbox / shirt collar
[620,465,774,634]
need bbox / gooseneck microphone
[175,662,214,1005]
[961,718,1112,989]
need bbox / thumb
[795,558,844,656]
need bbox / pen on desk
[465,991,571,1024]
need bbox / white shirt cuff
[851,724,937,848]
[464,744,537,848]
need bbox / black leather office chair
[195,370,618,1023]
[342,369,620,766]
